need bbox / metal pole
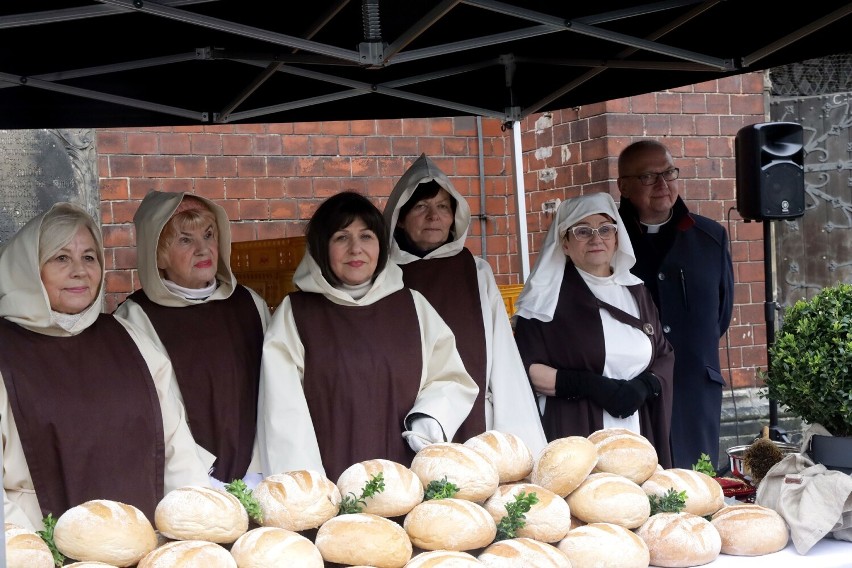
[763,219,790,442]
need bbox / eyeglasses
[621,167,679,186]
[567,224,618,241]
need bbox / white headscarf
[514,192,643,322]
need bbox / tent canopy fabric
[1,0,851,129]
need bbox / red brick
[225,178,255,199]
[322,121,351,135]
[127,132,159,154]
[110,155,144,177]
[311,136,339,155]
[191,133,222,155]
[175,156,207,177]
[350,120,376,135]
[223,135,253,155]
[97,130,127,154]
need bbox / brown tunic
[290,289,423,481]
[514,260,674,468]
[0,316,165,521]
[128,285,262,481]
[399,249,487,442]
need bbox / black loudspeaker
[735,122,805,221]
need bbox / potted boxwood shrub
[763,282,852,473]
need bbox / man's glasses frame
[566,224,618,241]
[620,167,679,186]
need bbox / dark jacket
[619,196,734,468]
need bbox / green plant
[648,488,687,515]
[338,473,386,515]
[225,479,263,524]
[762,283,852,437]
[423,476,459,500]
[37,514,65,567]
[692,453,716,477]
[495,491,539,541]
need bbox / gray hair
[38,203,104,268]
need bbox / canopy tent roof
[1,0,851,130]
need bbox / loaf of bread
[710,504,789,556]
[588,427,659,484]
[315,513,412,568]
[154,486,248,543]
[336,459,423,517]
[565,472,650,529]
[4,523,54,568]
[64,563,119,567]
[405,550,482,566]
[635,512,721,567]
[530,436,598,497]
[253,470,341,531]
[641,468,725,516]
[137,540,236,567]
[409,442,499,502]
[556,522,650,568]
[483,482,571,543]
[229,526,323,567]
[463,430,534,483]
[478,537,571,567]
[404,497,496,551]
[53,499,158,567]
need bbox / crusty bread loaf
[404,498,496,551]
[556,522,650,568]
[230,526,323,567]
[478,537,571,567]
[710,504,789,556]
[405,550,482,566]
[336,459,423,517]
[565,472,650,529]
[530,436,598,497]
[635,512,721,567]
[154,486,248,543]
[137,540,236,567]
[53,499,158,567]
[641,468,725,517]
[587,427,659,484]
[410,442,499,503]
[253,470,341,531]
[64,563,118,567]
[315,513,412,568]
[4,523,54,568]
[463,430,534,483]
[483,483,571,543]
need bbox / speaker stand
[761,219,792,443]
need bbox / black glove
[602,371,662,419]
[554,369,622,405]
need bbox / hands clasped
[555,368,661,419]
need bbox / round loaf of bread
[253,470,341,531]
[565,472,650,529]
[587,427,659,484]
[410,442,499,502]
[315,513,412,568]
[53,500,158,567]
[404,498,496,551]
[478,537,571,567]
[483,483,571,543]
[5,523,54,568]
[635,512,721,567]
[155,486,248,543]
[463,430,534,483]
[556,522,650,568]
[336,459,423,517]
[710,504,789,556]
[65,563,118,567]
[641,468,725,517]
[230,526,323,567]
[530,436,598,497]
[137,540,236,567]
[405,550,482,566]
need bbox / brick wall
[97,72,768,389]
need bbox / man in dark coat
[617,140,734,470]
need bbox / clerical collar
[640,209,674,234]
